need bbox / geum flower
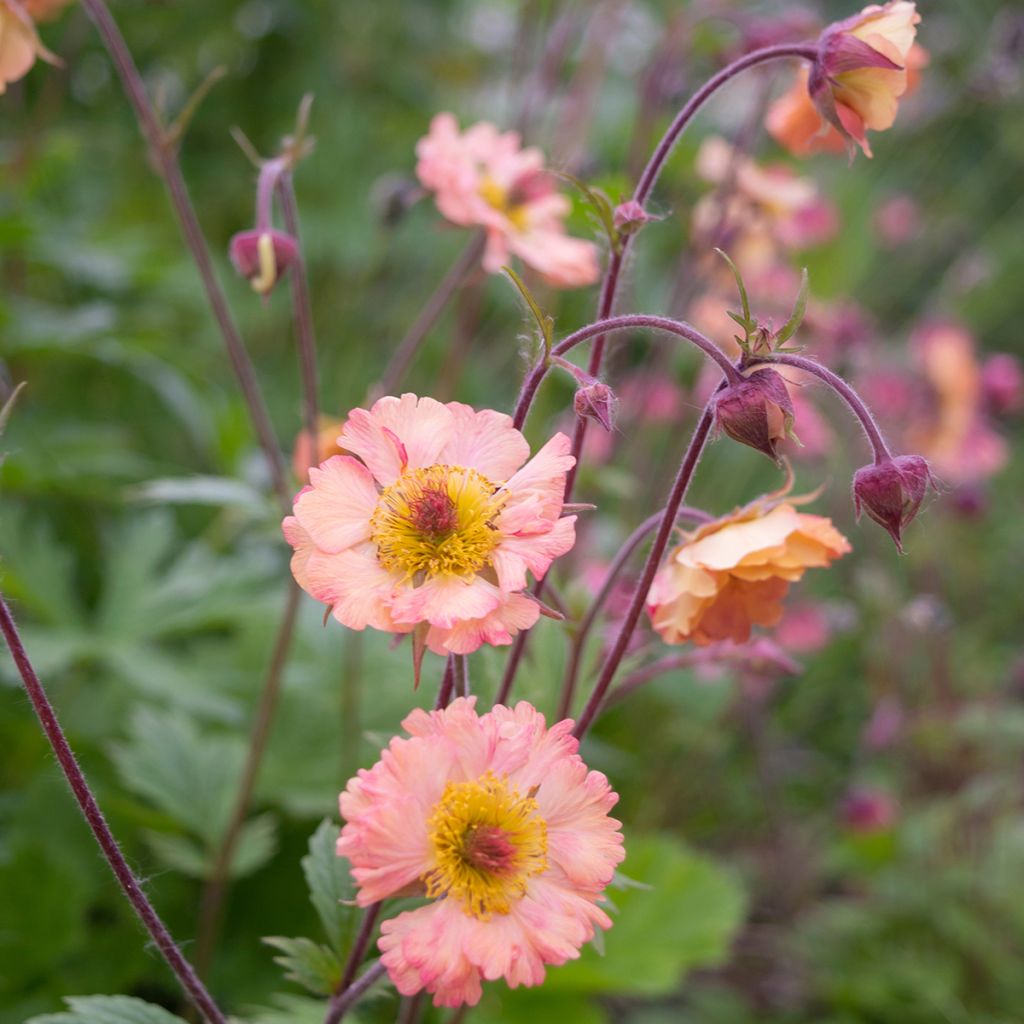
[337,698,624,1007]
[416,113,600,288]
[0,0,60,94]
[647,497,850,646]
[283,394,577,668]
[768,2,923,158]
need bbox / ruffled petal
[292,455,379,553]
[440,403,530,482]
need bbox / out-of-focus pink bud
[229,229,299,295]
[573,380,616,432]
[981,353,1024,415]
[862,696,904,751]
[950,483,987,519]
[841,787,898,833]
[613,200,659,236]
[874,194,921,246]
[853,454,932,551]
[714,368,795,463]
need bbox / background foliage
[2,0,1023,1021]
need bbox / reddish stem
[0,596,227,1024]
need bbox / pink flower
[283,394,577,660]
[415,113,600,288]
[337,698,625,1007]
[0,0,58,94]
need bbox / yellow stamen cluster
[478,174,530,232]
[424,773,548,919]
[370,464,505,580]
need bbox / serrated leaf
[715,249,751,336]
[775,266,809,346]
[301,819,357,955]
[26,995,188,1024]
[263,936,342,996]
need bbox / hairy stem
[324,959,388,1024]
[0,596,227,1024]
[373,232,486,400]
[194,582,302,979]
[573,394,719,738]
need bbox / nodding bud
[229,229,299,295]
[613,199,658,236]
[852,454,932,552]
[573,380,616,432]
[713,369,795,463]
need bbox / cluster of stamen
[478,173,534,232]
[370,464,505,580]
[424,773,548,919]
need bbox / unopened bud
[841,787,897,834]
[852,454,932,552]
[714,369,794,463]
[573,380,616,432]
[981,353,1024,415]
[613,200,658,236]
[229,229,299,295]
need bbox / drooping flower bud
[841,787,898,833]
[229,229,299,295]
[573,379,616,433]
[714,368,795,463]
[613,200,658,237]
[852,454,931,551]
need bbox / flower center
[370,464,505,580]
[478,174,532,232]
[424,773,548,919]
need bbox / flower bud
[713,369,794,463]
[573,380,616,433]
[841,787,897,834]
[229,229,299,295]
[613,200,658,236]
[981,353,1024,415]
[852,454,931,551]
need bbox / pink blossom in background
[874,193,922,246]
[337,698,624,1007]
[981,353,1024,416]
[775,602,833,653]
[841,786,898,833]
[283,394,577,658]
[416,113,600,288]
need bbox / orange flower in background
[291,415,346,483]
[21,0,74,20]
[768,3,924,158]
[0,0,59,93]
[647,499,850,646]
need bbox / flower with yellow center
[424,773,548,919]
[283,394,578,661]
[337,698,624,1007]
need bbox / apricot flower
[291,415,346,483]
[283,394,577,660]
[337,698,624,1007]
[416,113,600,288]
[647,499,850,646]
[0,0,59,94]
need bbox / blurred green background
[2,0,1023,1021]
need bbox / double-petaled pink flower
[337,698,624,1007]
[283,394,577,661]
[416,113,600,288]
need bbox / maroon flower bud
[852,454,932,552]
[229,229,299,295]
[981,353,1024,415]
[713,369,795,463]
[573,380,616,432]
[841,787,897,834]
[613,200,658,236]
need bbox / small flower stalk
[853,454,932,551]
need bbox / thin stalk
[395,992,426,1024]
[194,582,302,979]
[79,0,290,511]
[324,960,388,1024]
[0,596,227,1024]
[278,172,320,453]
[453,654,470,699]
[513,313,740,430]
[572,395,719,739]
[565,41,817,498]
[753,353,893,463]
[336,902,383,997]
[374,233,486,399]
[555,505,711,720]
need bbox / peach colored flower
[21,0,73,20]
[694,137,837,272]
[283,394,577,660]
[291,415,346,484]
[767,67,849,158]
[415,113,600,288]
[0,0,58,93]
[647,499,850,646]
[337,697,624,1007]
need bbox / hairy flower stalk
[0,597,227,1024]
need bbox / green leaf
[775,266,809,346]
[301,819,357,955]
[552,170,619,254]
[715,249,753,335]
[541,834,746,996]
[263,936,342,996]
[26,995,188,1024]
[500,267,554,360]
[130,475,268,513]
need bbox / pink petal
[390,574,504,630]
[439,403,530,482]
[301,545,403,631]
[502,433,575,519]
[491,515,577,592]
[292,455,379,553]
[426,591,540,655]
